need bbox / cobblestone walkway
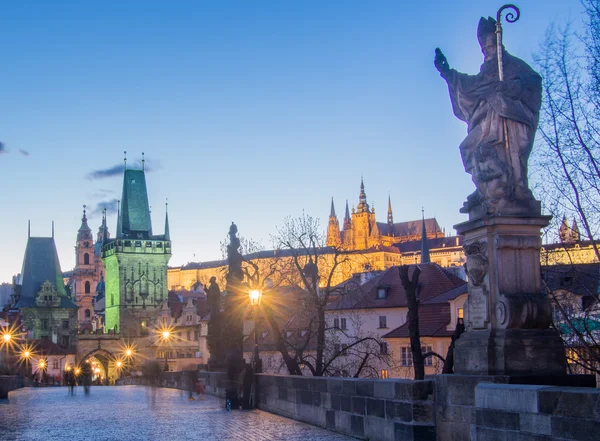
[0,386,355,440]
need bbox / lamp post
[249,289,262,373]
[161,330,171,372]
[1,331,13,371]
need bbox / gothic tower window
[85,281,91,294]
[85,309,91,318]
[84,253,90,265]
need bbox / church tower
[326,198,341,247]
[73,206,97,327]
[350,178,377,250]
[101,156,171,335]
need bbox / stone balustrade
[256,374,435,441]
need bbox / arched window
[85,309,91,318]
[85,281,91,294]
[84,253,90,265]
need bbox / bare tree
[265,213,394,377]
[533,0,600,379]
[533,0,600,259]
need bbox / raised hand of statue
[434,48,450,75]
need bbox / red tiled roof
[382,303,454,338]
[30,338,76,355]
[326,263,465,311]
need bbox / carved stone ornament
[464,242,488,287]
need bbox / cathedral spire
[356,177,370,213]
[571,218,580,242]
[559,215,570,243]
[330,198,336,218]
[343,200,351,231]
[165,199,170,241]
[387,195,393,225]
[420,208,430,264]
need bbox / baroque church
[71,206,109,332]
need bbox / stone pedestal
[453,215,567,376]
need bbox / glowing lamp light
[125,349,132,357]
[2,333,11,343]
[162,331,170,339]
[23,351,30,358]
[116,361,122,368]
[75,368,81,375]
[65,365,71,371]
[249,289,262,306]
[38,360,46,369]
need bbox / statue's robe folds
[442,52,542,200]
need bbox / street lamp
[1,330,13,371]
[249,289,262,373]
[158,328,172,372]
[38,359,47,383]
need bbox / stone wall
[474,383,600,441]
[118,371,228,398]
[0,375,24,399]
[256,374,435,441]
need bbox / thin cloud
[89,188,115,199]
[89,199,119,218]
[0,142,6,154]
[18,149,30,156]
[86,160,156,180]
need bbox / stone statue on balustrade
[434,14,542,218]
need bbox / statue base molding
[454,328,567,376]
[453,213,567,376]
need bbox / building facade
[12,229,78,352]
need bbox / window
[61,336,69,347]
[380,342,389,355]
[422,346,433,366]
[85,281,91,294]
[401,347,413,366]
[85,309,91,319]
[402,346,434,366]
[187,330,191,341]
[379,316,387,329]
[41,319,48,330]
[340,318,347,330]
[140,319,149,335]
[53,359,59,369]
[83,253,90,265]
[62,320,69,329]
[194,330,199,340]
[458,308,464,319]
[381,369,389,379]
[333,318,339,329]
[377,288,387,299]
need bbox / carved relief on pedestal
[464,241,490,329]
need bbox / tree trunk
[399,265,425,380]
[315,306,326,376]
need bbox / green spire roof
[15,237,67,307]
[118,169,153,239]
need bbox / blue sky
[0,0,585,282]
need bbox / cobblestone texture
[0,386,355,441]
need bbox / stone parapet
[474,383,600,441]
[0,375,24,398]
[256,374,435,441]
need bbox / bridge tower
[101,156,171,336]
